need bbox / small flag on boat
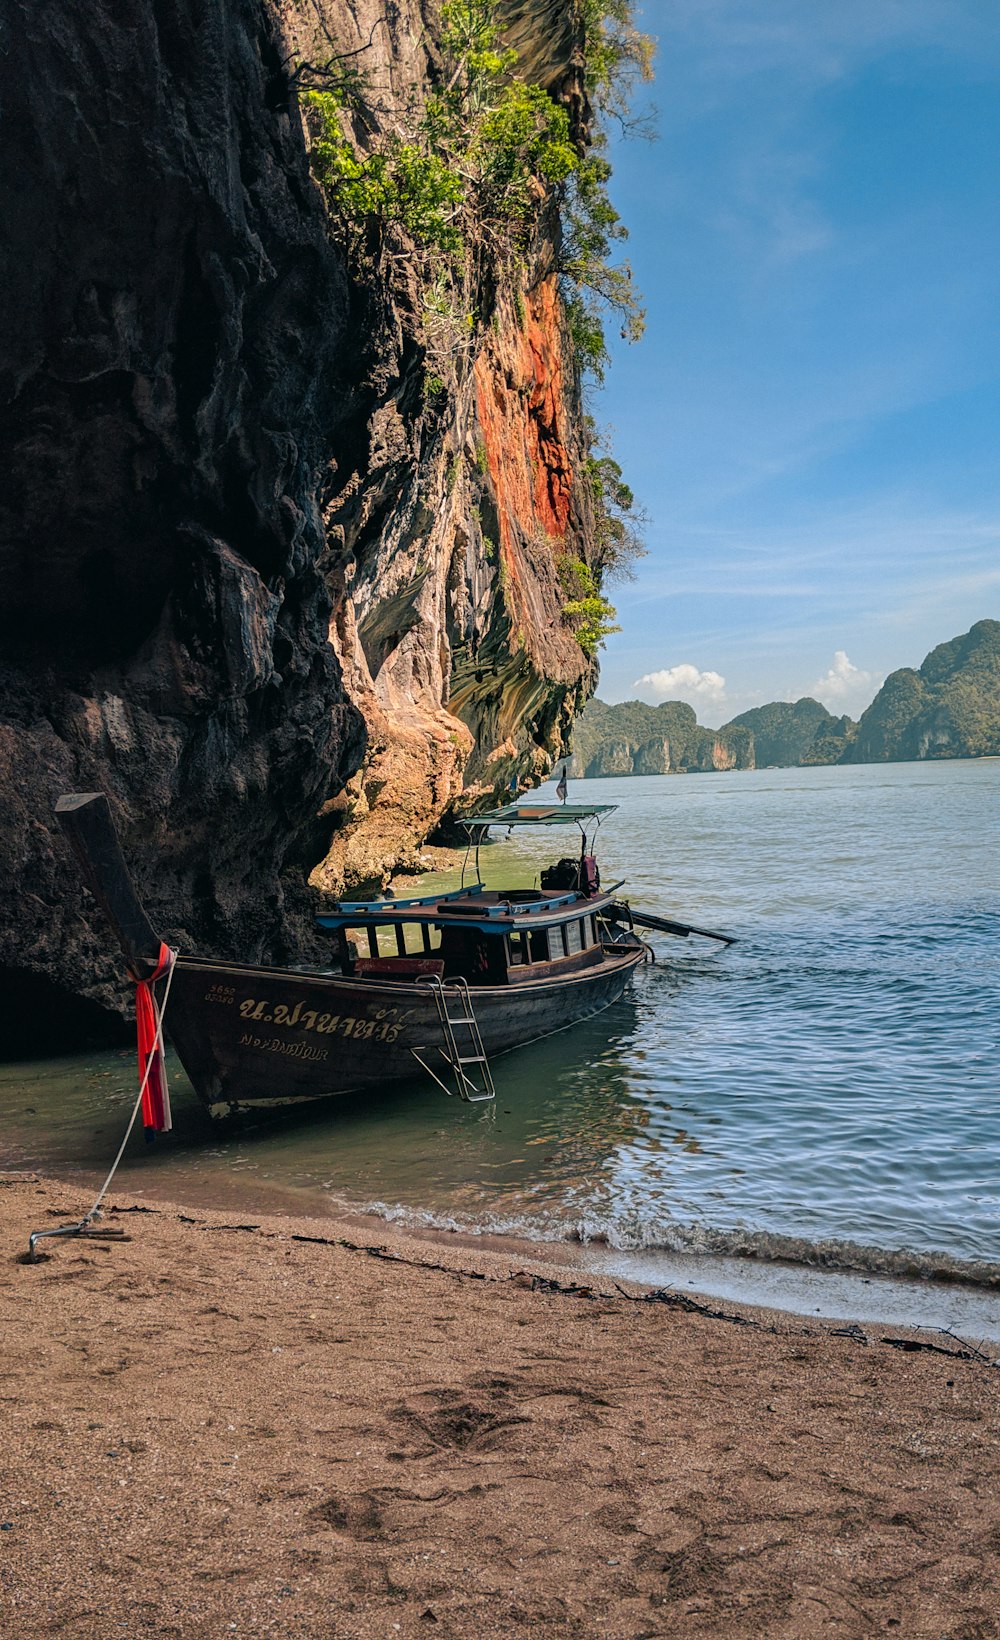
[556,765,568,803]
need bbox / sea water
[2,760,997,1329]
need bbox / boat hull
[166,948,645,1120]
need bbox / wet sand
[2,1174,998,1638]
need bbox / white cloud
[808,650,880,712]
[633,664,728,706]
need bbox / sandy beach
[2,1174,998,1639]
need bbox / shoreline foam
[10,1156,1000,1339]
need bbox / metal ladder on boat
[409,976,496,1103]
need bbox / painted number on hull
[236,998,407,1043]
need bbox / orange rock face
[475,276,573,558]
[299,15,599,894]
[317,268,595,891]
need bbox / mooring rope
[84,950,178,1223]
[26,951,178,1260]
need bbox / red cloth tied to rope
[135,943,175,1135]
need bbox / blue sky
[593,0,1000,725]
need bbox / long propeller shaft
[627,907,736,946]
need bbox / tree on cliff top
[559,0,653,381]
[296,0,652,659]
[297,1,651,379]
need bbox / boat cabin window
[405,922,442,955]
[439,925,501,981]
[564,919,583,956]
[508,928,552,966]
[508,927,566,965]
[344,924,442,962]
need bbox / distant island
[567,619,1000,775]
[565,698,754,777]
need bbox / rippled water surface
[2,761,998,1296]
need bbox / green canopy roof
[467,803,617,828]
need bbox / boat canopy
[316,885,590,935]
[469,803,617,828]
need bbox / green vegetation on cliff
[297,0,651,667]
[296,1,649,385]
[568,698,755,776]
[722,698,855,768]
[845,619,1000,762]
[558,558,621,657]
[801,715,858,766]
[300,8,577,261]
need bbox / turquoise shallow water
[1,760,998,1300]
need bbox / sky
[592,0,1000,726]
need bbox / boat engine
[540,855,601,896]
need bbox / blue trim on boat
[328,883,485,915]
[315,887,590,933]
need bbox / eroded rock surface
[0,0,605,1031]
[299,2,598,893]
[0,0,366,1037]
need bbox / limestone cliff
[296,1,600,893]
[0,0,612,1039]
[567,699,755,777]
[843,620,1000,763]
[311,261,595,893]
[722,698,853,768]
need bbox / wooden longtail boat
[56,793,662,1123]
